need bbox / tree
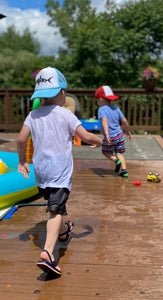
[46,0,107,87]
[0,48,35,88]
[46,0,163,88]
[102,0,163,87]
[46,0,93,49]
[0,48,57,88]
[0,26,40,55]
[0,26,58,88]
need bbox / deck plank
[1,134,163,299]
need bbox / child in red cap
[95,85,132,177]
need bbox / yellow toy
[0,159,8,175]
[147,172,161,183]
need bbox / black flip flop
[37,249,61,275]
[59,221,74,243]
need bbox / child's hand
[106,136,110,145]
[126,131,132,139]
[90,139,103,148]
[18,162,31,179]
[90,144,100,148]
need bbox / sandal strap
[59,231,68,237]
[59,221,71,237]
[59,221,74,242]
[42,249,57,267]
[51,260,57,267]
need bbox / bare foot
[40,250,61,272]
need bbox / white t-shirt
[24,105,81,190]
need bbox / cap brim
[105,95,119,100]
[30,88,61,100]
[95,93,119,100]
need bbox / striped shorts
[102,132,125,155]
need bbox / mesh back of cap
[55,69,67,89]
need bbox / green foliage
[0,26,57,88]
[46,0,163,88]
[46,0,93,49]
[0,26,40,55]
[0,0,163,88]
[102,0,163,87]
[0,48,34,88]
[46,0,108,87]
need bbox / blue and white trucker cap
[30,66,67,100]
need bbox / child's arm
[76,125,102,148]
[101,117,110,144]
[17,125,31,179]
[121,117,132,139]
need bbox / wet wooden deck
[1,134,163,299]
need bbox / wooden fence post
[4,90,13,130]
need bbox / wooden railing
[0,88,163,131]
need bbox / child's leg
[114,133,128,176]
[103,152,122,172]
[38,187,73,272]
[40,212,63,271]
[116,153,128,177]
[102,138,122,172]
[116,153,126,170]
[103,152,117,162]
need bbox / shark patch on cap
[30,67,67,100]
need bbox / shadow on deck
[0,134,163,299]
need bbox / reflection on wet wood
[1,158,163,299]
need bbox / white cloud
[0,3,65,56]
[91,0,106,12]
[91,0,125,12]
[0,0,125,56]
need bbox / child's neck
[42,94,64,106]
[42,99,58,106]
[102,99,112,105]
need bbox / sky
[0,0,124,56]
